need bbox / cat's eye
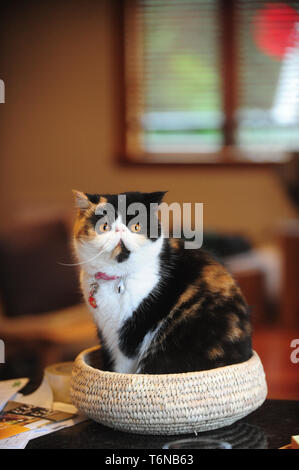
[130,223,141,233]
[99,222,111,232]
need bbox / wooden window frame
[116,0,290,167]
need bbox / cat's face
[73,191,166,269]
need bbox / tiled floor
[252,327,299,400]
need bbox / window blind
[124,0,299,161]
[236,0,299,157]
[125,0,223,158]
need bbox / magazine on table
[0,400,77,440]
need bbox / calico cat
[73,190,252,374]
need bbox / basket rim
[73,346,263,381]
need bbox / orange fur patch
[157,287,203,344]
[202,263,237,297]
[243,320,252,336]
[207,345,224,360]
[73,208,96,240]
[179,297,204,321]
[226,313,243,342]
[170,238,180,250]
[176,285,198,307]
[73,214,86,239]
[111,243,122,258]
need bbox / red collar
[89,272,120,309]
[95,271,120,281]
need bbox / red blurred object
[252,3,299,59]
[88,296,97,309]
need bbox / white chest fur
[80,238,163,373]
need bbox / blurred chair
[233,269,267,327]
[225,246,282,326]
[0,214,96,375]
[201,233,272,325]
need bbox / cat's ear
[72,190,93,210]
[147,191,168,205]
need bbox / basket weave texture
[70,346,267,435]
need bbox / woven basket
[70,346,267,435]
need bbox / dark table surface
[27,399,298,449]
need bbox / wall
[0,0,297,244]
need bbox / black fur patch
[116,240,130,263]
[85,193,100,204]
[118,238,252,374]
[86,191,165,241]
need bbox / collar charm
[89,272,125,309]
[88,282,99,309]
[117,279,125,294]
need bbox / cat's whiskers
[58,239,110,267]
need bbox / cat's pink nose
[115,226,125,232]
